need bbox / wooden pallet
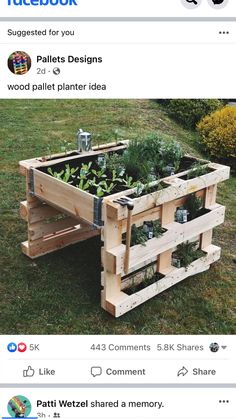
[19,143,230,316]
[101,163,230,317]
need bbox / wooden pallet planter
[19,142,230,317]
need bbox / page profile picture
[7,395,32,418]
[8,51,31,75]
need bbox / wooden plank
[19,201,29,221]
[106,245,221,317]
[201,230,213,249]
[157,250,172,273]
[105,164,230,221]
[121,206,161,233]
[20,143,127,173]
[102,202,123,304]
[161,201,176,225]
[28,217,81,241]
[116,191,205,234]
[106,204,225,275]
[121,263,156,291]
[20,200,61,223]
[21,225,100,259]
[205,184,217,208]
[33,169,95,224]
[19,141,128,175]
[157,201,176,273]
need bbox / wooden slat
[157,201,176,273]
[106,245,221,317]
[19,143,127,174]
[20,200,61,223]
[121,263,156,291]
[205,184,217,208]
[106,204,225,276]
[33,169,95,224]
[28,217,81,241]
[121,206,161,233]
[102,202,123,307]
[201,230,213,249]
[105,164,230,221]
[21,225,100,259]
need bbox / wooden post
[102,202,123,313]
[157,201,176,274]
[200,185,217,250]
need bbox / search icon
[181,0,202,8]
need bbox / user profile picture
[7,395,32,418]
[8,51,31,75]
[209,342,220,353]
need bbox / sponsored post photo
[0,99,235,334]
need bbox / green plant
[77,179,90,191]
[98,180,115,196]
[60,139,72,155]
[105,153,125,176]
[187,162,209,180]
[123,175,137,189]
[123,139,150,180]
[47,165,78,183]
[123,133,184,180]
[164,99,224,129]
[152,220,166,238]
[159,139,183,173]
[133,181,145,197]
[197,105,236,160]
[184,194,202,221]
[91,167,107,181]
[88,179,115,197]
[130,224,148,246]
[110,169,124,183]
[76,162,93,192]
[174,241,205,269]
[79,162,92,178]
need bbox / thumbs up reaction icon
[23,366,35,377]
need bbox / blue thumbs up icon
[7,342,17,353]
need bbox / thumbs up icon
[23,366,35,377]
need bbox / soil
[40,152,208,198]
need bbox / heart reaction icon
[18,342,27,353]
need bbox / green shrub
[197,106,236,160]
[123,132,183,180]
[164,99,223,129]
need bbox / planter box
[19,141,230,317]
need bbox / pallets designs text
[19,141,230,317]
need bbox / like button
[23,366,35,377]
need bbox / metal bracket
[29,168,35,196]
[93,197,104,227]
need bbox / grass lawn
[0,99,235,334]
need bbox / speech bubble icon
[91,366,102,377]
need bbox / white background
[1,0,236,18]
[0,387,234,418]
[0,22,235,99]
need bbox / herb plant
[187,162,209,180]
[184,194,203,221]
[47,165,78,183]
[105,153,125,176]
[152,220,166,238]
[174,241,205,269]
[130,225,148,246]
